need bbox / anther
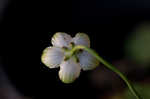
[62,46,68,51]
[70,42,75,47]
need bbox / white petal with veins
[72,33,90,47]
[59,58,81,83]
[41,47,64,68]
[77,51,99,71]
[51,32,72,47]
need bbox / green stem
[72,45,141,99]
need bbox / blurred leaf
[124,83,150,99]
[125,23,150,65]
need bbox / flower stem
[72,45,142,99]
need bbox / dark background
[1,0,150,99]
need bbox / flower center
[62,42,80,63]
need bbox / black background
[1,0,150,99]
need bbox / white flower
[41,32,99,83]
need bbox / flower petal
[41,47,64,68]
[77,51,99,71]
[51,32,72,47]
[59,58,81,83]
[72,33,90,47]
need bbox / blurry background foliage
[125,22,150,66]
[111,83,150,99]
[125,83,150,99]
